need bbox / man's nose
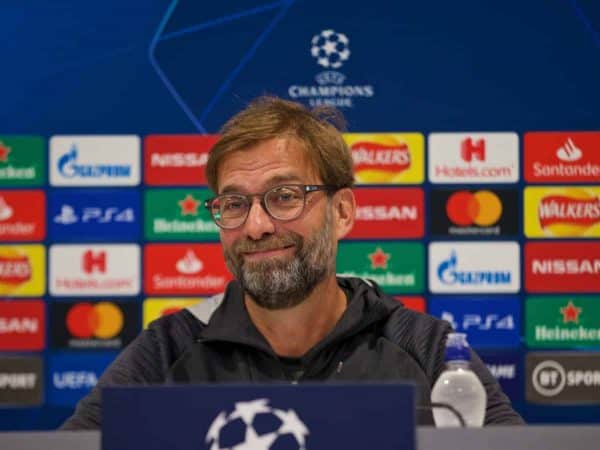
[243,199,275,240]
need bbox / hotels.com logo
[525,242,600,293]
[428,132,519,183]
[524,132,600,182]
[460,137,486,162]
[82,250,106,274]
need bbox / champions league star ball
[311,29,350,69]
[205,399,309,450]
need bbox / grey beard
[224,208,335,310]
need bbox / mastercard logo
[446,190,502,226]
[66,302,124,339]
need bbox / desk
[0,427,599,450]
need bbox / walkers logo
[49,135,140,186]
[344,133,424,184]
[0,136,44,186]
[526,296,600,349]
[428,133,519,183]
[0,245,45,296]
[145,189,219,241]
[49,190,140,241]
[144,244,232,295]
[429,296,521,348]
[49,244,140,296]
[429,242,520,293]
[0,356,43,406]
[524,132,600,182]
[47,353,114,407]
[143,298,204,328]
[287,29,375,109]
[430,188,518,237]
[524,186,600,238]
[348,187,424,239]
[51,301,138,350]
[526,353,600,404]
[478,350,522,401]
[337,242,424,294]
[525,242,600,293]
[0,190,45,241]
[144,134,218,185]
[0,300,45,351]
[395,296,425,313]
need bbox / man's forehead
[216,137,320,193]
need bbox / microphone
[417,402,467,427]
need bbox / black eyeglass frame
[204,184,340,229]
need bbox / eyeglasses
[205,184,338,229]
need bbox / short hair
[205,96,355,192]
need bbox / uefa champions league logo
[310,29,350,69]
[205,399,309,450]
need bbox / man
[61,96,524,429]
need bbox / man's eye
[222,200,245,211]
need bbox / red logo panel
[0,190,45,241]
[144,135,219,186]
[144,243,233,295]
[525,242,600,292]
[524,132,600,182]
[348,187,424,239]
[0,300,45,351]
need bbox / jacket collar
[199,277,401,357]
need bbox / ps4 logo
[54,205,135,225]
[441,312,515,331]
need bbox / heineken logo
[0,137,44,186]
[337,242,424,294]
[526,296,600,348]
[368,247,390,270]
[178,194,200,216]
[0,142,10,161]
[145,189,218,241]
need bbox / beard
[222,207,335,310]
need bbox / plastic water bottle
[431,332,487,427]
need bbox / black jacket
[61,277,524,429]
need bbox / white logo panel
[50,135,140,186]
[49,244,140,296]
[428,132,519,183]
[429,242,520,293]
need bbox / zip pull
[336,361,344,374]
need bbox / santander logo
[556,138,583,162]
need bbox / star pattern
[0,142,11,162]
[560,300,582,324]
[178,194,200,216]
[368,247,390,270]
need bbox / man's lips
[242,245,295,261]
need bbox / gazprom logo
[58,145,131,178]
[437,250,512,285]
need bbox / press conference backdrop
[1,0,599,430]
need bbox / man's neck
[244,275,347,358]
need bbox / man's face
[216,137,337,309]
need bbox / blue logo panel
[429,296,521,348]
[47,353,115,407]
[477,349,523,404]
[48,190,140,241]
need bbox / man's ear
[332,188,355,240]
